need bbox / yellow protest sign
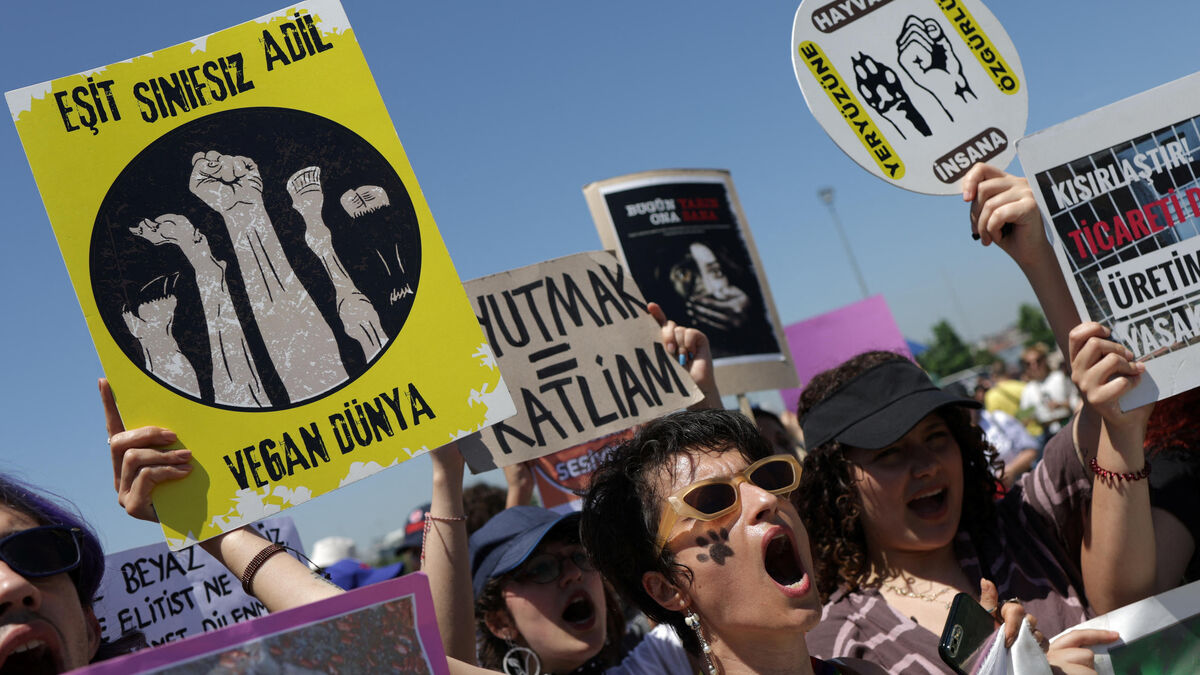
[6,0,515,549]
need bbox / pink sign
[780,295,912,414]
[79,573,448,674]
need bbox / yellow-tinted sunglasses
[654,454,801,550]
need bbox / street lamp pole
[817,186,870,299]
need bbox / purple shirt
[807,423,1091,673]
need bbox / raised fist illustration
[340,186,390,218]
[288,167,389,361]
[852,52,931,139]
[122,295,201,397]
[189,150,265,214]
[129,213,204,248]
[288,166,324,215]
[897,15,975,119]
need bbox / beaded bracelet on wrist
[240,543,287,594]
[1089,457,1150,483]
[420,512,467,566]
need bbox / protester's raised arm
[503,461,534,508]
[963,163,1079,359]
[647,301,721,409]
[423,443,476,663]
[963,164,1107,465]
[199,527,342,611]
[101,378,342,612]
[1068,323,1155,614]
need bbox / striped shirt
[807,423,1092,674]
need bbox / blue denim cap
[470,506,580,596]
[323,558,405,590]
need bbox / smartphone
[938,593,1001,675]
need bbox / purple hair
[0,472,105,607]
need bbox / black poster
[602,181,781,361]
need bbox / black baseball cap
[800,359,979,450]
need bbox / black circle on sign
[90,107,422,411]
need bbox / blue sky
[2,1,1197,556]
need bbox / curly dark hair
[462,483,507,535]
[580,408,772,657]
[473,522,625,671]
[795,351,1003,602]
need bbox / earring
[684,611,719,675]
[502,639,541,675]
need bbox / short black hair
[580,409,771,656]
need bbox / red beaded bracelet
[1089,457,1150,483]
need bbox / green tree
[917,320,976,377]
[1018,303,1055,348]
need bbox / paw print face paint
[90,107,423,410]
[694,528,734,565]
[652,448,823,638]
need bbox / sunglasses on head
[655,454,801,551]
[512,548,594,585]
[0,526,83,579]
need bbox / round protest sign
[791,0,1027,194]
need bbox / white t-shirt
[978,410,1039,464]
[607,623,693,675]
[1019,370,1079,428]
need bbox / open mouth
[763,530,809,597]
[907,487,948,518]
[561,592,597,629]
[0,639,60,675]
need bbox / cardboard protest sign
[791,0,1027,194]
[5,0,514,548]
[531,428,637,511]
[78,572,448,675]
[457,252,702,471]
[1018,72,1200,409]
[1050,580,1200,675]
[94,518,302,650]
[583,170,799,396]
[779,295,912,413]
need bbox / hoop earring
[503,640,541,675]
[684,611,719,675]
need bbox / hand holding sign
[102,378,190,523]
[648,301,720,409]
[963,163,1080,358]
[962,163,1042,252]
[1068,323,1150,429]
